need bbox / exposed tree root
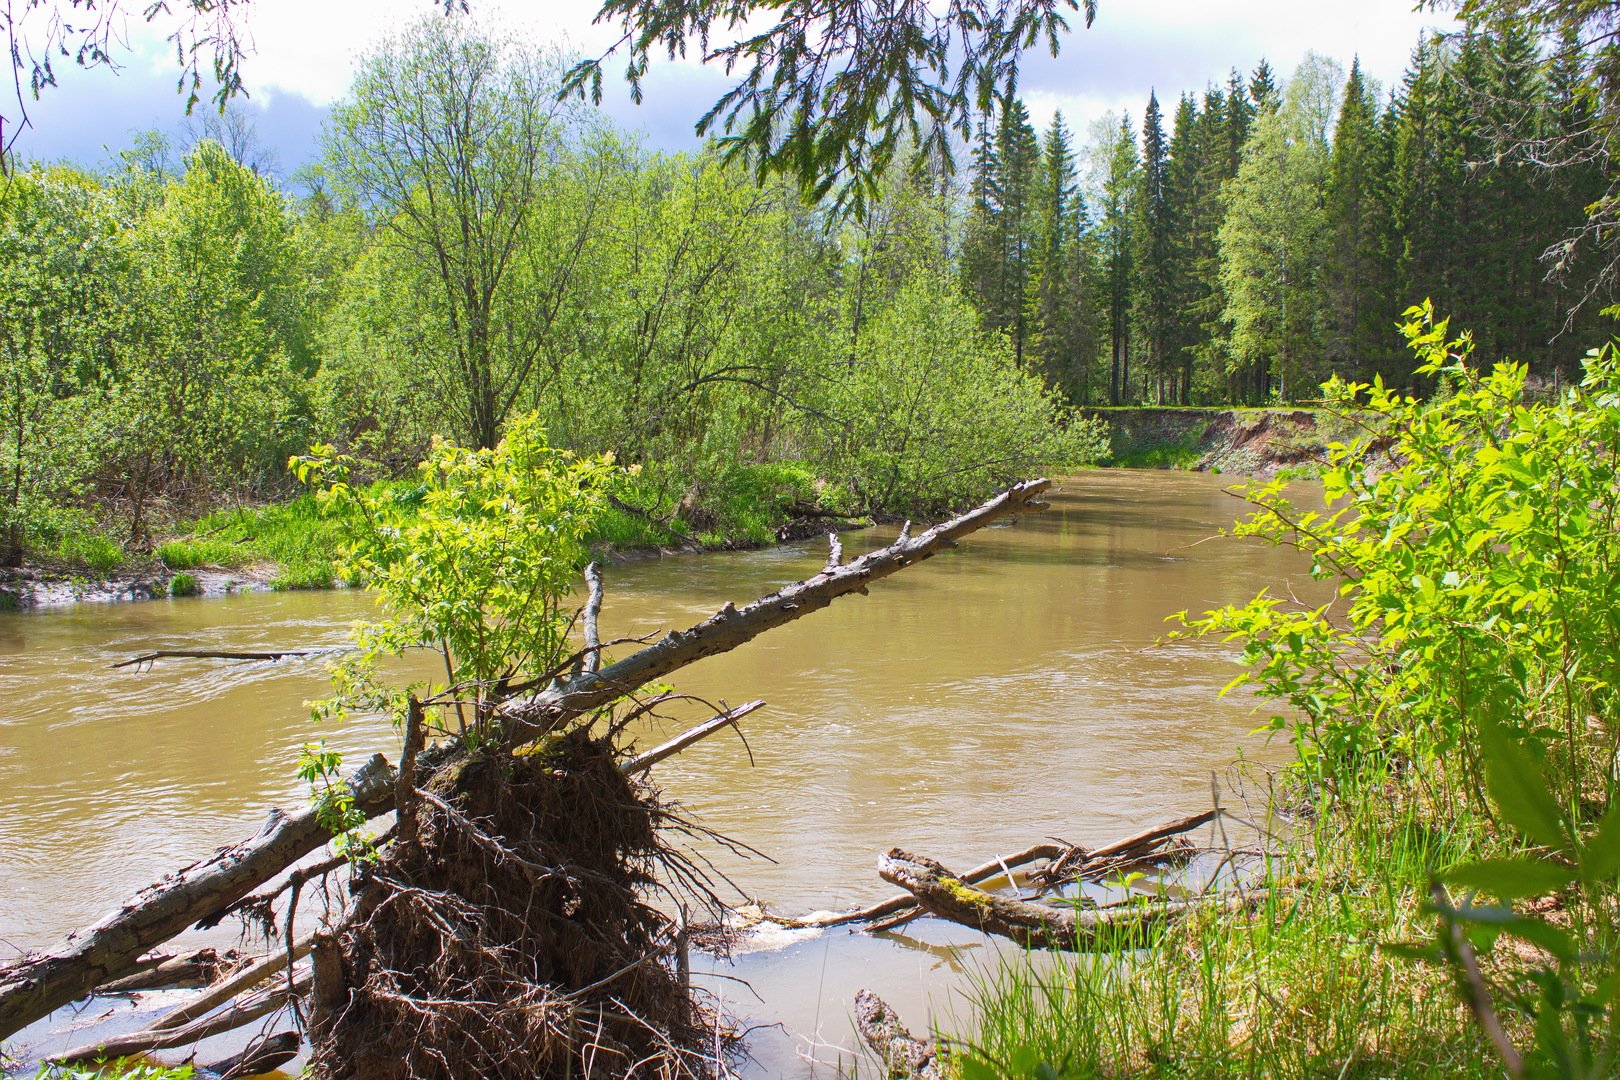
[311,731,719,1079]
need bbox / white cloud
[6,0,1461,170]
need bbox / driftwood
[1,480,1050,1047]
[113,649,332,669]
[877,849,1233,951]
[781,808,1218,931]
[97,947,245,994]
[854,988,944,1080]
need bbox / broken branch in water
[876,847,1248,951]
[776,808,1219,932]
[620,700,765,776]
[112,648,338,669]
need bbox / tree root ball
[310,730,713,1079]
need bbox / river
[0,470,1311,1076]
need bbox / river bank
[0,418,1321,612]
[1085,405,1338,476]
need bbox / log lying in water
[1,480,1050,1047]
[876,848,1240,951]
[498,478,1053,745]
[779,808,1217,931]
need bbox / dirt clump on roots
[310,729,714,1080]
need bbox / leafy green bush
[297,414,617,737]
[168,572,199,597]
[814,274,1108,515]
[1180,303,1620,1073]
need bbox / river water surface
[0,470,1311,1075]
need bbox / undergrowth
[951,307,1620,1078]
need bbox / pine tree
[1027,112,1101,401]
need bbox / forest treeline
[0,17,1607,569]
[969,26,1610,407]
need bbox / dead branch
[825,531,843,571]
[149,934,312,1032]
[853,988,944,1079]
[620,701,765,776]
[876,849,1232,951]
[783,809,1219,931]
[55,965,311,1065]
[581,561,605,676]
[113,648,333,669]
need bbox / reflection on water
[0,470,1312,1074]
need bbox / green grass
[159,494,341,589]
[1110,443,1207,470]
[950,793,1504,1079]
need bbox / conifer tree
[1131,91,1174,402]
[1096,113,1139,405]
[1324,58,1399,383]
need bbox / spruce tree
[1131,91,1174,402]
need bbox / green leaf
[1445,857,1576,900]
[1582,800,1620,884]
[1477,716,1569,852]
[1500,916,1577,962]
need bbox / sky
[5,0,1459,180]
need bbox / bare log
[55,966,311,1065]
[854,989,943,1080]
[0,754,395,1042]
[620,700,765,776]
[499,479,1052,745]
[877,849,1231,951]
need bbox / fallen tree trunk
[499,479,1052,744]
[876,849,1234,951]
[0,754,395,1043]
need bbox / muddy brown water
[0,471,1313,1075]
